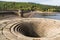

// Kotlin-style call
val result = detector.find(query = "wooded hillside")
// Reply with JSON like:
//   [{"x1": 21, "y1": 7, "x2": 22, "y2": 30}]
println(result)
[{"x1": 0, "y1": 1, "x2": 60, "y2": 12}]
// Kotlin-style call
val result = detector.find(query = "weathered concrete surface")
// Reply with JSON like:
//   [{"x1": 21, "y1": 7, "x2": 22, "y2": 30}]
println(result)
[{"x1": 0, "y1": 18, "x2": 60, "y2": 40}]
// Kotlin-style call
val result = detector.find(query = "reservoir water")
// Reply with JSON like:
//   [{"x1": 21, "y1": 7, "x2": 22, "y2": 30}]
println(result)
[{"x1": 31, "y1": 13, "x2": 60, "y2": 20}]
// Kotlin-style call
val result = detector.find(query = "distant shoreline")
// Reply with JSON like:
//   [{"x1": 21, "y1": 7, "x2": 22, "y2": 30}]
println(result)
[{"x1": 34, "y1": 11, "x2": 60, "y2": 13}]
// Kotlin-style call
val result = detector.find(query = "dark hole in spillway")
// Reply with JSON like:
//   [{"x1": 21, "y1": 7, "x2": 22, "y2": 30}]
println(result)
[{"x1": 14, "y1": 22, "x2": 40, "y2": 37}]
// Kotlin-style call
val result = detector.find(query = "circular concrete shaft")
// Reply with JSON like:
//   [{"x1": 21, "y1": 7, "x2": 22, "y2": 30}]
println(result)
[
  {"x1": 0, "y1": 18, "x2": 60, "y2": 40},
  {"x1": 13, "y1": 22, "x2": 40, "y2": 37}
]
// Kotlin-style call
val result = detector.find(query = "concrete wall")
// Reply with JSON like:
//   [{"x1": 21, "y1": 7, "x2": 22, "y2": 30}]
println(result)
[{"x1": 0, "y1": 18, "x2": 60, "y2": 40}]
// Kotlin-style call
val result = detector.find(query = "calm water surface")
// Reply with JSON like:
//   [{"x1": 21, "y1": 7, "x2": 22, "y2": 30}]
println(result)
[{"x1": 31, "y1": 13, "x2": 60, "y2": 20}]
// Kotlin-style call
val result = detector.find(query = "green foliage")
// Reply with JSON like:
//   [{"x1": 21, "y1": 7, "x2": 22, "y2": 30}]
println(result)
[{"x1": 0, "y1": 1, "x2": 60, "y2": 12}]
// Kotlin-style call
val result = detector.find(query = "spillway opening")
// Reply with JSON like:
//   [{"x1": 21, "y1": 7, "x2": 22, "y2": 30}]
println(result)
[
  {"x1": 13, "y1": 22, "x2": 40, "y2": 38},
  {"x1": 13, "y1": 20, "x2": 57, "y2": 38},
  {"x1": 11, "y1": 19, "x2": 59, "y2": 38}
]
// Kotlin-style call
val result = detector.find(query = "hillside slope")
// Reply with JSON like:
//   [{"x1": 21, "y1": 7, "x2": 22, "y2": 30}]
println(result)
[{"x1": 0, "y1": 1, "x2": 60, "y2": 12}]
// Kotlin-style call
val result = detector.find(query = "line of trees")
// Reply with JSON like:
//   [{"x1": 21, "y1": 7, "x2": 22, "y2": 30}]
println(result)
[{"x1": 0, "y1": 1, "x2": 60, "y2": 12}]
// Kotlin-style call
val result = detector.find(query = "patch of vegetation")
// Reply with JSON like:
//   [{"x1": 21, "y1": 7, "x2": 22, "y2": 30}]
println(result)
[{"x1": 0, "y1": 1, "x2": 60, "y2": 12}]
